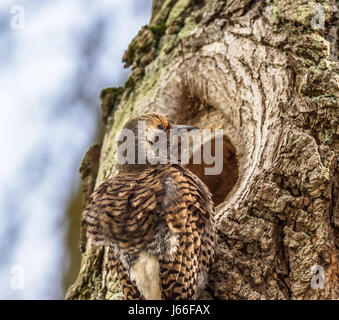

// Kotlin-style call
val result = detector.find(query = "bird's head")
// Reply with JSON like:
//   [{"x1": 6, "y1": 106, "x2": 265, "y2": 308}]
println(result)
[{"x1": 116, "y1": 113, "x2": 198, "y2": 172}]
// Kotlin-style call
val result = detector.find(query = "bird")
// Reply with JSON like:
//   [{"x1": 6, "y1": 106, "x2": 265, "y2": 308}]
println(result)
[{"x1": 81, "y1": 113, "x2": 216, "y2": 300}]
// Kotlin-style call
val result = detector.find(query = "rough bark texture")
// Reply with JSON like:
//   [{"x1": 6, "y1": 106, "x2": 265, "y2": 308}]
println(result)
[{"x1": 66, "y1": 0, "x2": 338, "y2": 300}]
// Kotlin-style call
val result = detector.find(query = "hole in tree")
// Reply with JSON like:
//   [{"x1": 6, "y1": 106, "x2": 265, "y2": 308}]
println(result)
[
  {"x1": 172, "y1": 96, "x2": 239, "y2": 206},
  {"x1": 186, "y1": 136, "x2": 238, "y2": 206}
]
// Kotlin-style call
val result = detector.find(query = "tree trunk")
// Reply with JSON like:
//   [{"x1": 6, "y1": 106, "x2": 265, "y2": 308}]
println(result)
[{"x1": 66, "y1": 0, "x2": 338, "y2": 300}]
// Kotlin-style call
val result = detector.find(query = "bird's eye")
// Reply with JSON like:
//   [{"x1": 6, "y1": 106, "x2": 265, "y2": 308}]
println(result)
[{"x1": 158, "y1": 124, "x2": 164, "y2": 130}]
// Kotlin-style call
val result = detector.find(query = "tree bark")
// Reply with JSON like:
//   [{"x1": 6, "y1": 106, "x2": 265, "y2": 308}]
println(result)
[{"x1": 66, "y1": 0, "x2": 338, "y2": 300}]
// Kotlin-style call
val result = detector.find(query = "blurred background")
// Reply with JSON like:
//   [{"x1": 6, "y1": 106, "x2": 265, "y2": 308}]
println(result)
[{"x1": 0, "y1": 0, "x2": 151, "y2": 299}]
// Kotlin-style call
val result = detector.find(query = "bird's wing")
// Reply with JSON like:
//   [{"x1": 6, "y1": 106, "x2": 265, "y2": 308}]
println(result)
[
  {"x1": 81, "y1": 170, "x2": 163, "y2": 300},
  {"x1": 81, "y1": 170, "x2": 162, "y2": 251},
  {"x1": 159, "y1": 164, "x2": 215, "y2": 299},
  {"x1": 178, "y1": 165, "x2": 216, "y2": 289}
]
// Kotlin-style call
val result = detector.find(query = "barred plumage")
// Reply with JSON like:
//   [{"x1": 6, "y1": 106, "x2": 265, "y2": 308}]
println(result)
[{"x1": 81, "y1": 113, "x2": 216, "y2": 300}]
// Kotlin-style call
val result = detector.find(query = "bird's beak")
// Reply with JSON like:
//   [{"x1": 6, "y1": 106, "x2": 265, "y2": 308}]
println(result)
[{"x1": 172, "y1": 124, "x2": 199, "y2": 131}]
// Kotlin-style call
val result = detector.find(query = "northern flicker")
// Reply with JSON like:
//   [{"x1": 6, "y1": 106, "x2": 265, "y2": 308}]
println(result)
[{"x1": 82, "y1": 113, "x2": 216, "y2": 300}]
